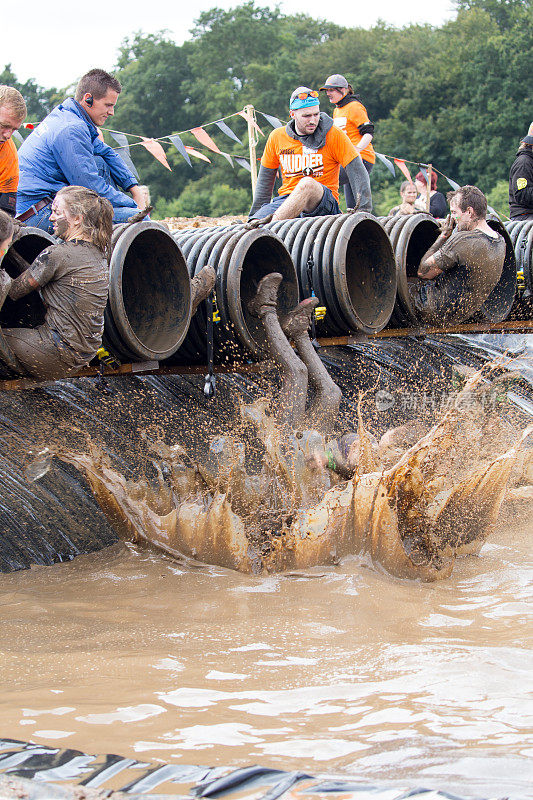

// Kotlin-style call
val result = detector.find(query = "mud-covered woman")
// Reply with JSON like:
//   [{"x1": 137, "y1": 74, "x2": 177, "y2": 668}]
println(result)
[{"x1": 0, "y1": 186, "x2": 112, "y2": 380}]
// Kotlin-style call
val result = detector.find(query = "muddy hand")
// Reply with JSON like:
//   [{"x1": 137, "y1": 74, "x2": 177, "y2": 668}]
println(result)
[{"x1": 245, "y1": 214, "x2": 274, "y2": 230}]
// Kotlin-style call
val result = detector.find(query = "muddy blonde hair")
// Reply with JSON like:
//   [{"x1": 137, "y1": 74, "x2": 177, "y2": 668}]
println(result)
[
  {"x1": 56, "y1": 186, "x2": 113, "y2": 258},
  {"x1": 0, "y1": 86, "x2": 27, "y2": 120},
  {"x1": 0, "y1": 209, "x2": 15, "y2": 243}
]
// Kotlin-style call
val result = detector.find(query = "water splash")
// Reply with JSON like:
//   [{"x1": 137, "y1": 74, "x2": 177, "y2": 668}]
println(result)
[{"x1": 25, "y1": 363, "x2": 532, "y2": 582}]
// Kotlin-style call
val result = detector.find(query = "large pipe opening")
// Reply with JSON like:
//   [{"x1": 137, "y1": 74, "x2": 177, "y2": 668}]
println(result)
[
  {"x1": 106, "y1": 223, "x2": 192, "y2": 361},
  {"x1": 0, "y1": 229, "x2": 55, "y2": 329},
  {"x1": 476, "y1": 218, "x2": 516, "y2": 322},
  {"x1": 342, "y1": 217, "x2": 397, "y2": 332},
  {"x1": 227, "y1": 231, "x2": 299, "y2": 358}
]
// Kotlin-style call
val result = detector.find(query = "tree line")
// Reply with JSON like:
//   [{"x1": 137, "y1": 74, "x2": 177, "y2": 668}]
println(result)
[{"x1": 3, "y1": 0, "x2": 531, "y2": 218}]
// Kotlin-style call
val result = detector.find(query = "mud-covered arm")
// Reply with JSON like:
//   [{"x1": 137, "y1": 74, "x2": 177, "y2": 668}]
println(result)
[
  {"x1": 418, "y1": 215, "x2": 455, "y2": 279},
  {"x1": 7, "y1": 247, "x2": 57, "y2": 300},
  {"x1": 248, "y1": 165, "x2": 277, "y2": 218},
  {"x1": 8, "y1": 270, "x2": 40, "y2": 300}
]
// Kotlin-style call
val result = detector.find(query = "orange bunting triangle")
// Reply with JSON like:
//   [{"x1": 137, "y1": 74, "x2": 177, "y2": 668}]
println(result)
[
  {"x1": 238, "y1": 110, "x2": 264, "y2": 137},
  {"x1": 190, "y1": 127, "x2": 223, "y2": 155},
  {"x1": 393, "y1": 158, "x2": 413, "y2": 183},
  {"x1": 184, "y1": 146, "x2": 211, "y2": 163},
  {"x1": 141, "y1": 137, "x2": 172, "y2": 171}
]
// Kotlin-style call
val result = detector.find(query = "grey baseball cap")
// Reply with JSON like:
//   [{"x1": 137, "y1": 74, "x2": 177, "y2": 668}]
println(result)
[
  {"x1": 521, "y1": 121, "x2": 533, "y2": 145},
  {"x1": 319, "y1": 74, "x2": 349, "y2": 90}
]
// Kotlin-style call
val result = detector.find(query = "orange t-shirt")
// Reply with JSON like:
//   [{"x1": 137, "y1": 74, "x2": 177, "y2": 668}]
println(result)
[
  {"x1": 0, "y1": 138, "x2": 19, "y2": 192},
  {"x1": 261, "y1": 124, "x2": 358, "y2": 202},
  {"x1": 333, "y1": 101, "x2": 375, "y2": 164}
]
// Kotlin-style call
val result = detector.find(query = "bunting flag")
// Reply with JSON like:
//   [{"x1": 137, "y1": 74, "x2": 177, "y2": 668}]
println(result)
[
  {"x1": 234, "y1": 156, "x2": 251, "y2": 172},
  {"x1": 109, "y1": 131, "x2": 139, "y2": 180},
  {"x1": 141, "y1": 137, "x2": 171, "y2": 171},
  {"x1": 12, "y1": 130, "x2": 23, "y2": 145},
  {"x1": 375, "y1": 152, "x2": 396, "y2": 177},
  {"x1": 23, "y1": 123, "x2": 34, "y2": 130},
  {"x1": 418, "y1": 165, "x2": 429, "y2": 185},
  {"x1": 259, "y1": 111, "x2": 283, "y2": 129},
  {"x1": 215, "y1": 120, "x2": 241, "y2": 144},
  {"x1": 190, "y1": 126, "x2": 223, "y2": 155},
  {"x1": 444, "y1": 175, "x2": 461, "y2": 190},
  {"x1": 190, "y1": 126, "x2": 233, "y2": 166},
  {"x1": 238, "y1": 109, "x2": 264, "y2": 136},
  {"x1": 393, "y1": 158, "x2": 413, "y2": 183},
  {"x1": 184, "y1": 146, "x2": 211, "y2": 163},
  {"x1": 168, "y1": 134, "x2": 192, "y2": 167}
]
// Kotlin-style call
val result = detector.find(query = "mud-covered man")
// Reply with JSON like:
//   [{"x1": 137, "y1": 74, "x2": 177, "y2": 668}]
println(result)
[
  {"x1": 0, "y1": 186, "x2": 113, "y2": 380},
  {"x1": 248, "y1": 87, "x2": 372, "y2": 221},
  {"x1": 0, "y1": 86, "x2": 27, "y2": 217},
  {"x1": 413, "y1": 185, "x2": 505, "y2": 324},
  {"x1": 16, "y1": 69, "x2": 145, "y2": 231}
]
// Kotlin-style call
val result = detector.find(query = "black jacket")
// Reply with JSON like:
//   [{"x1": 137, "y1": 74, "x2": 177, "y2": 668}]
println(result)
[{"x1": 509, "y1": 147, "x2": 533, "y2": 218}]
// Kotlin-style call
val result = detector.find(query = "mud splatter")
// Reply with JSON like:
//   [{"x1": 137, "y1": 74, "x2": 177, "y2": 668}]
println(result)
[{"x1": 26, "y1": 363, "x2": 532, "y2": 581}]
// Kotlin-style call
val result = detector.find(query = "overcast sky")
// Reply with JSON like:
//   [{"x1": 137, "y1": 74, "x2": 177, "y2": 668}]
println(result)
[{"x1": 6, "y1": 0, "x2": 456, "y2": 90}]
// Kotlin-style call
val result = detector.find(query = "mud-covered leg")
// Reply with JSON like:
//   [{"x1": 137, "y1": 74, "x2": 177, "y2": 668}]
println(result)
[
  {"x1": 248, "y1": 272, "x2": 308, "y2": 428},
  {"x1": 190, "y1": 265, "x2": 216, "y2": 314},
  {"x1": 281, "y1": 299, "x2": 342, "y2": 433}
]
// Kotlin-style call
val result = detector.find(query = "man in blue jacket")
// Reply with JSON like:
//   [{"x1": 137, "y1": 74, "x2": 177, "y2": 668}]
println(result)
[{"x1": 16, "y1": 69, "x2": 145, "y2": 230}]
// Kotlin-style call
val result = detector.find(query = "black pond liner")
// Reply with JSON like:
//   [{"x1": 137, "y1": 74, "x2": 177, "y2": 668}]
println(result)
[
  {"x1": 0, "y1": 334, "x2": 531, "y2": 573},
  {"x1": 0, "y1": 738, "x2": 500, "y2": 799}
]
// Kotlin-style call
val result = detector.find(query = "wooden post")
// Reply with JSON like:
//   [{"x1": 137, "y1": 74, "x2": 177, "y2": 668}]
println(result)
[
  {"x1": 245, "y1": 104, "x2": 258, "y2": 197},
  {"x1": 426, "y1": 163, "x2": 432, "y2": 213}
]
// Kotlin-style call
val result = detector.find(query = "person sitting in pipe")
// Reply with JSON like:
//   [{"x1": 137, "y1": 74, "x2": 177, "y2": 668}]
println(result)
[
  {"x1": 0, "y1": 187, "x2": 114, "y2": 380},
  {"x1": 16, "y1": 69, "x2": 146, "y2": 231},
  {"x1": 248, "y1": 87, "x2": 372, "y2": 222},
  {"x1": 388, "y1": 180, "x2": 418, "y2": 217},
  {"x1": 412, "y1": 185, "x2": 506, "y2": 325},
  {"x1": 0, "y1": 85, "x2": 27, "y2": 217}
]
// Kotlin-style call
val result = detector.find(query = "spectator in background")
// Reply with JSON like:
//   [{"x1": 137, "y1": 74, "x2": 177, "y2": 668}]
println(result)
[
  {"x1": 509, "y1": 122, "x2": 533, "y2": 220},
  {"x1": 16, "y1": 69, "x2": 145, "y2": 231},
  {"x1": 0, "y1": 86, "x2": 27, "y2": 217},
  {"x1": 388, "y1": 181, "x2": 418, "y2": 217},
  {"x1": 320, "y1": 74, "x2": 375, "y2": 210},
  {"x1": 414, "y1": 170, "x2": 448, "y2": 218}
]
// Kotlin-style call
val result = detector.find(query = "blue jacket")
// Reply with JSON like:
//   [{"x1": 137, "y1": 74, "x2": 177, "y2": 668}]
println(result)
[{"x1": 17, "y1": 98, "x2": 138, "y2": 213}]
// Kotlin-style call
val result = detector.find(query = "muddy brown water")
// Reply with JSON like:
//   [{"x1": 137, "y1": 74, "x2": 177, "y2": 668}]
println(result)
[{"x1": 0, "y1": 507, "x2": 531, "y2": 798}]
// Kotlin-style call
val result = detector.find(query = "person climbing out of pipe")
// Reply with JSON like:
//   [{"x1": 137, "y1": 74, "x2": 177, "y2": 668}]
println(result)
[
  {"x1": 0, "y1": 187, "x2": 114, "y2": 381},
  {"x1": 411, "y1": 185, "x2": 506, "y2": 324},
  {"x1": 248, "y1": 86, "x2": 372, "y2": 223}
]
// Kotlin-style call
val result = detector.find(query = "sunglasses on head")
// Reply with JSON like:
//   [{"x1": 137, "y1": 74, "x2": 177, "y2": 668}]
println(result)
[{"x1": 294, "y1": 90, "x2": 319, "y2": 100}]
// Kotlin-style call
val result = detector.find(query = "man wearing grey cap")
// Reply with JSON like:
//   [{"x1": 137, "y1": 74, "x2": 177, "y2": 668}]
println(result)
[
  {"x1": 509, "y1": 122, "x2": 533, "y2": 220},
  {"x1": 320, "y1": 74, "x2": 375, "y2": 210},
  {"x1": 248, "y1": 86, "x2": 372, "y2": 221}
]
